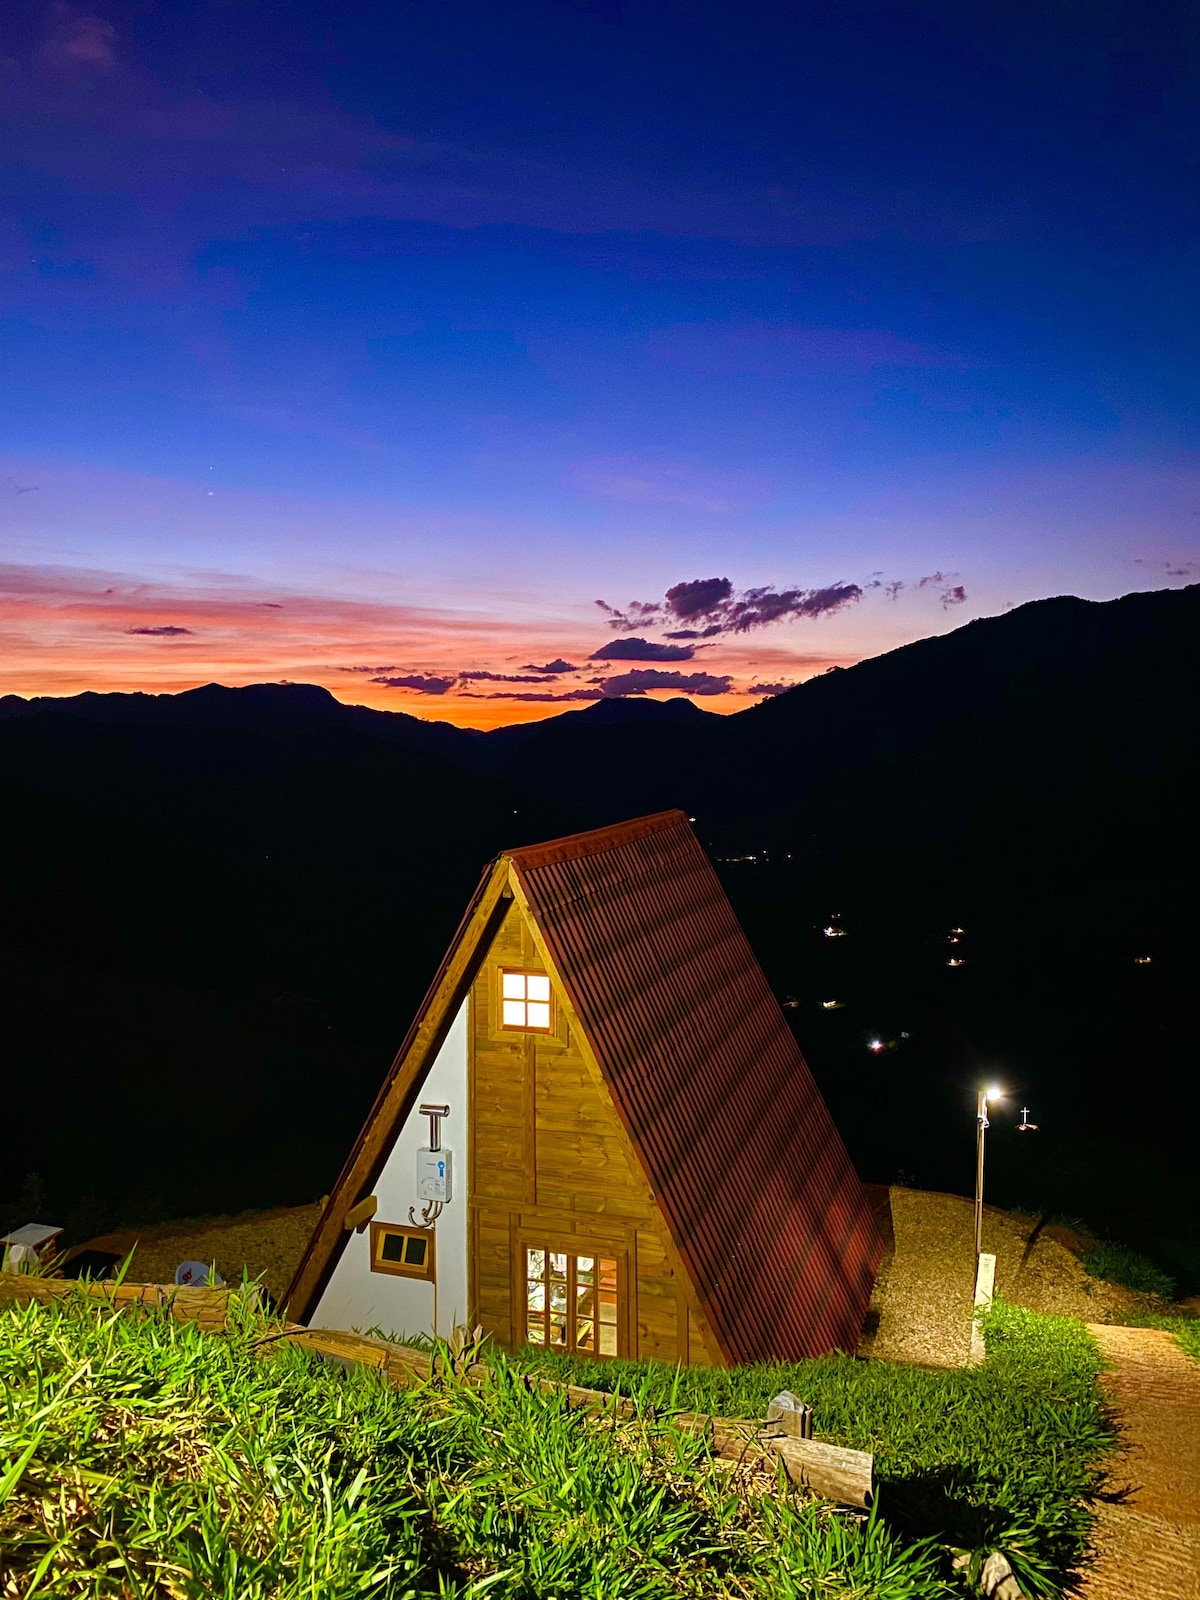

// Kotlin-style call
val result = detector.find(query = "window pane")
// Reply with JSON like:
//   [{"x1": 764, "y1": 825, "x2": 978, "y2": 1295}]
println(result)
[
  {"x1": 549, "y1": 1317, "x2": 568, "y2": 1349},
  {"x1": 527, "y1": 1315, "x2": 546, "y2": 1344},
  {"x1": 502, "y1": 999, "x2": 527, "y2": 1027},
  {"x1": 576, "y1": 1257, "x2": 594, "y2": 1280},
  {"x1": 380, "y1": 1232, "x2": 406, "y2": 1263},
  {"x1": 576, "y1": 1318, "x2": 595, "y2": 1351},
  {"x1": 527, "y1": 1249, "x2": 544, "y2": 1277},
  {"x1": 527, "y1": 974, "x2": 551, "y2": 1003},
  {"x1": 502, "y1": 972, "x2": 526, "y2": 999},
  {"x1": 550, "y1": 1252, "x2": 567, "y2": 1275},
  {"x1": 403, "y1": 1236, "x2": 427, "y2": 1266},
  {"x1": 599, "y1": 1322, "x2": 617, "y2": 1356},
  {"x1": 527, "y1": 1002, "x2": 551, "y2": 1030}
]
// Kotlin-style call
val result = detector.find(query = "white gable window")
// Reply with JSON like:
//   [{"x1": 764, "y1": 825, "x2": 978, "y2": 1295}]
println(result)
[{"x1": 500, "y1": 970, "x2": 553, "y2": 1032}]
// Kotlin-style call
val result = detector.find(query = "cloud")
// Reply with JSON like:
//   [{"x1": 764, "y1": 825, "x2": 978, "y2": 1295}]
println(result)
[
  {"x1": 39, "y1": 6, "x2": 118, "y2": 75},
  {"x1": 520, "y1": 658, "x2": 576, "y2": 673},
  {"x1": 726, "y1": 583, "x2": 862, "y2": 630},
  {"x1": 589, "y1": 637, "x2": 696, "y2": 662},
  {"x1": 458, "y1": 670, "x2": 560, "y2": 683},
  {"x1": 369, "y1": 674, "x2": 455, "y2": 694},
  {"x1": 886, "y1": 581, "x2": 905, "y2": 600},
  {"x1": 596, "y1": 598, "x2": 663, "y2": 632},
  {"x1": 598, "y1": 575, "x2": 862, "y2": 640},
  {"x1": 914, "y1": 570, "x2": 968, "y2": 608},
  {"x1": 125, "y1": 624, "x2": 193, "y2": 636},
  {"x1": 665, "y1": 577, "x2": 734, "y2": 623},
  {"x1": 567, "y1": 458, "x2": 771, "y2": 514},
  {"x1": 461, "y1": 688, "x2": 603, "y2": 702},
  {"x1": 600, "y1": 668, "x2": 732, "y2": 697},
  {"x1": 747, "y1": 681, "x2": 794, "y2": 697}
]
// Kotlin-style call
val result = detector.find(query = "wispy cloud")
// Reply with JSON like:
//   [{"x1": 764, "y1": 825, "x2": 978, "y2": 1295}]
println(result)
[
  {"x1": 370, "y1": 673, "x2": 455, "y2": 694},
  {"x1": 566, "y1": 458, "x2": 772, "y2": 514},
  {"x1": 599, "y1": 575, "x2": 864, "y2": 638},
  {"x1": 589, "y1": 637, "x2": 695, "y2": 662},
  {"x1": 600, "y1": 667, "x2": 732, "y2": 697}
]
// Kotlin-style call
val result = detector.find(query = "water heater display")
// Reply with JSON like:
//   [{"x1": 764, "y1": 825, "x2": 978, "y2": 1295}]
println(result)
[{"x1": 417, "y1": 1147, "x2": 453, "y2": 1202}]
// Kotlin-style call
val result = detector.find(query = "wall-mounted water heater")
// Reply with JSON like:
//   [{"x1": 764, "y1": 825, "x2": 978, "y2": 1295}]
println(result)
[
  {"x1": 417, "y1": 1147, "x2": 453, "y2": 1202},
  {"x1": 416, "y1": 1103, "x2": 453, "y2": 1203}
]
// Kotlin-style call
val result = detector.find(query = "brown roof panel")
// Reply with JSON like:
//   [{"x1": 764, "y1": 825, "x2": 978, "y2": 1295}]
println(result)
[{"x1": 510, "y1": 809, "x2": 882, "y2": 1362}]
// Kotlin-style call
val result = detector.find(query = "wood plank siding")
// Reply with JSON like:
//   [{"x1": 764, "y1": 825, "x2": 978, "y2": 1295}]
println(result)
[{"x1": 469, "y1": 897, "x2": 717, "y2": 1364}]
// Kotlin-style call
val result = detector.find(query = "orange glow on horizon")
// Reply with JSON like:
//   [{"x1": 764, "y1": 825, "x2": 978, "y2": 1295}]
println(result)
[{"x1": 0, "y1": 559, "x2": 854, "y2": 727}]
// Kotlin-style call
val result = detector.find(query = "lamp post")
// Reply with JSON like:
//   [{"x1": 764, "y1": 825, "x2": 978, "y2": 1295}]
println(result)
[{"x1": 974, "y1": 1085, "x2": 1002, "y2": 1257}]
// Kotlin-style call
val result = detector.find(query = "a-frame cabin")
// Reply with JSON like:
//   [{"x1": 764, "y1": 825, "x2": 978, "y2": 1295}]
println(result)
[{"x1": 286, "y1": 811, "x2": 883, "y2": 1365}]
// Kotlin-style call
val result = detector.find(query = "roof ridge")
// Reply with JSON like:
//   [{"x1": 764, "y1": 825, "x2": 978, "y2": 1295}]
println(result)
[{"x1": 503, "y1": 809, "x2": 688, "y2": 871}]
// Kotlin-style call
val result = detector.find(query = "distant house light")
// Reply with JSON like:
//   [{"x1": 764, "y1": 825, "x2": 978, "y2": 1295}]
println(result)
[
  {"x1": 1134, "y1": 955, "x2": 1152, "y2": 965},
  {"x1": 947, "y1": 958, "x2": 965, "y2": 967},
  {"x1": 868, "y1": 1038, "x2": 884, "y2": 1052}
]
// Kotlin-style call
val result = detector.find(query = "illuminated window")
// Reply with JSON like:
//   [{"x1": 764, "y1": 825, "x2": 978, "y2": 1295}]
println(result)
[
  {"x1": 500, "y1": 970, "x2": 553, "y2": 1032},
  {"x1": 525, "y1": 1248, "x2": 619, "y2": 1356},
  {"x1": 369, "y1": 1220, "x2": 436, "y2": 1282}
]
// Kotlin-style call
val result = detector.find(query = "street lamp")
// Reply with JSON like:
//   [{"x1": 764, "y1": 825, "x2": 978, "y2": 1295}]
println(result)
[{"x1": 974, "y1": 1085, "x2": 1003, "y2": 1257}]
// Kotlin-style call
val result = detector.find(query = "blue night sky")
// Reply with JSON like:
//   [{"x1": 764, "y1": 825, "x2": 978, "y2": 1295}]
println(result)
[{"x1": 2, "y1": 0, "x2": 1198, "y2": 723}]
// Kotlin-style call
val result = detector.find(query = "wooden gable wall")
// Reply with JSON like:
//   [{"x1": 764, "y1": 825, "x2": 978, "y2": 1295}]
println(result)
[{"x1": 468, "y1": 896, "x2": 723, "y2": 1365}]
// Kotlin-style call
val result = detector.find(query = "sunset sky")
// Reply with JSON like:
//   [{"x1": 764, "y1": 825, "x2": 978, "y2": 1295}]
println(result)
[{"x1": 3, "y1": 0, "x2": 1198, "y2": 726}]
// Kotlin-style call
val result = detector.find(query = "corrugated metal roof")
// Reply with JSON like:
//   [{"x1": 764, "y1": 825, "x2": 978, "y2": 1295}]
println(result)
[{"x1": 509, "y1": 809, "x2": 882, "y2": 1363}]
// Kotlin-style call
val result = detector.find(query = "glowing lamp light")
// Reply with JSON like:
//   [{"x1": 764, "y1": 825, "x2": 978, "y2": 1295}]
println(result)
[
  {"x1": 986, "y1": 1084, "x2": 1003, "y2": 1100},
  {"x1": 868, "y1": 1038, "x2": 885, "y2": 1052}
]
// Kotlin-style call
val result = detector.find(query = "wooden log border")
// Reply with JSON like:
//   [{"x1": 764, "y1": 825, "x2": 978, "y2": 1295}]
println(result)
[
  {"x1": 0, "y1": 1285, "x2": 874, "y2": 1507},
  {"x1": 277, "y1": 1324, "x2": 875, "y2": 1507}
]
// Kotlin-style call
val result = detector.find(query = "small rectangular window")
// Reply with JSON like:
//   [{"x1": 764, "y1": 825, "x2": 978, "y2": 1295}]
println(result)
[
  {"x1": 499, "y1": 970, "x2": 554, "y2": 1033},
  {"x1": 369, "y1": 1221, "x2": 436, "y2": 1281},
  {"x1": 525, "y1": 1246, "x2": 619, "y2": 1356}
]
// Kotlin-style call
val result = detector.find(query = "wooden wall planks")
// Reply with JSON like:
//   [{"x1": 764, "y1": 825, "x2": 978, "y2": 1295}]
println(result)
[{"x1": 467, "y1": 898, "x2": 706, "y2": 1364}]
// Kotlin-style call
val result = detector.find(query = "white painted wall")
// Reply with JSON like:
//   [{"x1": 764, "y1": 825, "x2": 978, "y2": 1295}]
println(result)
[{"x1": 310, "y1": 1000, "x2": 469, "y2": 1340}]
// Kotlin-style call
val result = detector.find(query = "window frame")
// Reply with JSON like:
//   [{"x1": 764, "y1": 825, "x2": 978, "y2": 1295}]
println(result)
[
  {"x1": 519, "y1": 1240, "x2": 625, "y2": 1359},
  {"x1": 368, "y1": 1219, "x2": 437, "y2": 1282},
  {"x1": 497, "y1": 967, "x2": 556, "y2": 1035}
]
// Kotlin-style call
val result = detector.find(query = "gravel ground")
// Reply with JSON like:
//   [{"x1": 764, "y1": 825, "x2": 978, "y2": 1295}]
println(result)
[
  {"x1": 857, "y1": 1186, "x2": 1150, "y2": 1368},
  {"x1": 66, "y1": 1202, "x2": 324, "y2": 1305}
]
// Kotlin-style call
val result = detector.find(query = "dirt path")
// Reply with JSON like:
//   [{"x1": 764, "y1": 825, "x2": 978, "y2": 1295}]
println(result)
[{"x1": 1081, "y1": 1325, "x2": 1200, "y2": 1600}]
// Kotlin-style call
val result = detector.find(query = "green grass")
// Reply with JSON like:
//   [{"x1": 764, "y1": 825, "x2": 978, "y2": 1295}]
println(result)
[
  {"x1": 0, "y1": 1293, "x2": 1114, "y2": 1599},
  {"x1": 1080, "y1": 1241, "x2": 1176, "y2": 1299},
  {"x1": 1113, "y1": 1308, "x2": 1200, "y2": 1363},
  {"x1": 509, "y1": 1302, "x2": 1117, "y2": 1598}
]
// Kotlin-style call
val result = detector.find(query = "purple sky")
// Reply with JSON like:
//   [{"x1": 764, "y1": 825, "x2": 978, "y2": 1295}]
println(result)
[{"x1": 3, "y1": 0, "x2": 1198, "y2": 724}]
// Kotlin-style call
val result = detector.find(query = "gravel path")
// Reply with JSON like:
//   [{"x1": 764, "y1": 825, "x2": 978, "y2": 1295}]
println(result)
[
  {"x1": 1082, "y1": 1325, "x2": 1200, "y2": 1600},
  {"x1": 857, "y1": 1187, "x2": 976, "y2": 1366}
]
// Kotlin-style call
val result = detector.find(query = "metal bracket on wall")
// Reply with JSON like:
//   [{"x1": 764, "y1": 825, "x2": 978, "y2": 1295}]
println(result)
[{"x1": 409, "y1": 1199, "x2": 444, "y2": 1227}]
